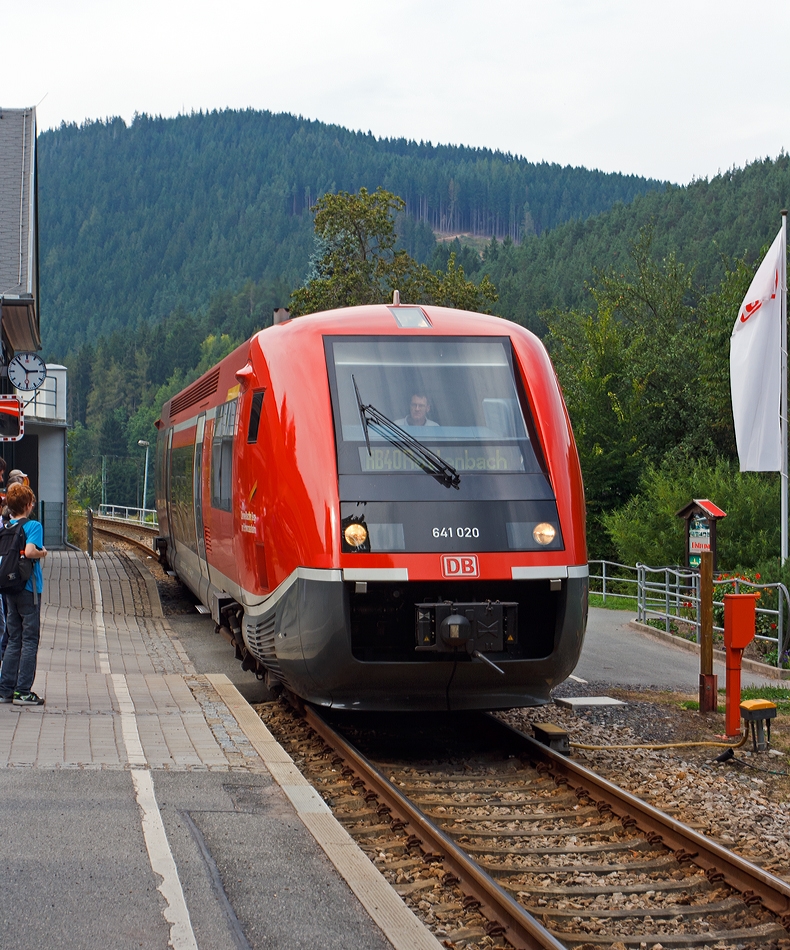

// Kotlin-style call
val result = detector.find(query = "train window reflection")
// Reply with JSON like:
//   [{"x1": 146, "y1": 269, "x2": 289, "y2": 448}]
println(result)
[{"x1": 326, "y1": 337, "x2": 542, "y2": 475}]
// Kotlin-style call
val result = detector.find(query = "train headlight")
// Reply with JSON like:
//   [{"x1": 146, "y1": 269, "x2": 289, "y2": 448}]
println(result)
[
  {"x1": 532, "y1": 522, "x2": 557, "y2": 546},
  {"x1": 344, "y1": 523, "x2": 368, "y2": 548}
]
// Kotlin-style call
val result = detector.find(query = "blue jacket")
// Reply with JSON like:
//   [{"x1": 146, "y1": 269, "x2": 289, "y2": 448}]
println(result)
[{"x1": 8, "y1": 518, "x2": 44, "y2": 594}]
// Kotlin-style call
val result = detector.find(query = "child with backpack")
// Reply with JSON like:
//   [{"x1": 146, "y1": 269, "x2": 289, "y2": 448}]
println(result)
[{"x1": 0, "y1": 484, "x2": 47, "y2": 706}]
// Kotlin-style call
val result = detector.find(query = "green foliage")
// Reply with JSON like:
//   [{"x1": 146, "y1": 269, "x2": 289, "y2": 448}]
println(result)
[
  {"x1": 545, "y1": 305, "x2": 642, "y2": 558},
  {"x1": 482, "y1": 155, "x2": 790, "y2": 332},
  {"x1": 603, "y1": 458, "x2": 780, "y2": 570},
  {"x1": 65, "y1": 277, "x2": 276, "y2": 507},
  {"x1": 50, "y1": 113, "x2": 790, "y2": 546},
  {"x1": 40, "y1": 110, "x2": 659, "y2": 355},
  {"x1": 71, "y1": 474, "x2": 102, "y2": 510},
  {"x1": 739, "y1": 685, "x2": 790, "y2": 708},
  {"x1": 544, "y1": 228, "x2": 770, "y2": 561},
  {"x1": 290, "y1": 188, "x2": 407, "y2": 313},
  {"x1": 290, "y1": 188, "x2": 498, "y2": 315}
]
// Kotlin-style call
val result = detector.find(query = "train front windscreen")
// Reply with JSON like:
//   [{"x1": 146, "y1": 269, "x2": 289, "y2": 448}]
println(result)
[
  {"x1": 325, "y1": 336, "x2": 562, "y2": 553},
  {"x1": 327, "y1": 337, "x2": 542, "y2": 469}
]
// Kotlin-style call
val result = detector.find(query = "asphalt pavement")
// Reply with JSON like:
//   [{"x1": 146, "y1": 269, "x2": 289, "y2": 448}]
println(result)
[{"x1": 574, "y1": 606, "x2": 781, "y2": 691}]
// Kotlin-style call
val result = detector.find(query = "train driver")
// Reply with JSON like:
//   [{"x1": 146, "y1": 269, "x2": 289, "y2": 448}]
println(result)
[{"x1": 396, "y1": 392, "x2": 439, "y2": 428}]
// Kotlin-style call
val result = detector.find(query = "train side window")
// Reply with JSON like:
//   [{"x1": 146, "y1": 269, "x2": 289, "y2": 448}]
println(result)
[
  {"x1": 247, "y1": 390, "x2": 265, "y2": 444},
  {"x1": 211, "y1": 398, "x2": 238, "y2": 511}
]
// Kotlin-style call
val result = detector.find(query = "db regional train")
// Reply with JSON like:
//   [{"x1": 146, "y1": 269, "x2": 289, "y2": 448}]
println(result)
[{"x1": 155, "y1": 299, "x2": 588, "y2": 711}]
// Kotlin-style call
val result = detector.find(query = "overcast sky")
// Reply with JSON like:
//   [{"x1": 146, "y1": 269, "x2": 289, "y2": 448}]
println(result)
[{"x1": 6, "y1": 0, "x2": 789, "y2": 184}]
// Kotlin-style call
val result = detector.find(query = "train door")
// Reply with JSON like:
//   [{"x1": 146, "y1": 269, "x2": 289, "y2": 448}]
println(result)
[
  {"x1": 193, "y1": 413, "x2": 210, "y2": 604},
  {"x1": 165, "y1": 427, "x2": 176, "y2": 561}
]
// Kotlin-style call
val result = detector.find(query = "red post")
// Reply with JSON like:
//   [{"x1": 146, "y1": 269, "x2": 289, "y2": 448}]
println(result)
[
  {"x1": 699, "y1": 552, "x2": 717, "y2": 712},
  {"x1": 723, "y1": 594, "x2": 757, "y2": 737}
]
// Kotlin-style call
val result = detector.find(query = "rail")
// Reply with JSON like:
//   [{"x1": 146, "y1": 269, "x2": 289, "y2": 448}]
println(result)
[
  {"x1": 590, "y1": 560, "x2": 789, "y2": 668},
  {"x1": 296, "y1": 704, "x2": 790, "y2": 946},
  {"x1": 304, "y1": 705, "x2": 565, "y2": 949}
]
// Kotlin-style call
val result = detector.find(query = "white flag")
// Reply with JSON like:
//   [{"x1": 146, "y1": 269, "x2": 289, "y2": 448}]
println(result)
[{"x1": 730, "y1": 226, "x2": 786, "y2": 471}]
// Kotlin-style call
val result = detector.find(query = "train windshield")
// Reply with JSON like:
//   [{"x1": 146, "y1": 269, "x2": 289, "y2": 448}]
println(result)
[{"x1": 326, "y1": 337, "x2": 543, "y2": 474}]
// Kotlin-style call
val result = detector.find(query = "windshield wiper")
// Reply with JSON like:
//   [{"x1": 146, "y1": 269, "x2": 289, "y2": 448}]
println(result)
[{"x1": 352, "y1": 376, "x2": 461, "y2": 490}]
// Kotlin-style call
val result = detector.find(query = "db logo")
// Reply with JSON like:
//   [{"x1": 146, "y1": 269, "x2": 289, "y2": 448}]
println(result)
[{"x1": 441, "y1": 555, "x2": 479, "y2": 578}]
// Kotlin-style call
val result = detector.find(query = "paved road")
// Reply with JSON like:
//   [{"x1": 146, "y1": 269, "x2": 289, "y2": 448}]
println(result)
[{"x1": 573, "y1": 606, "x2": 780, "y2": 691}]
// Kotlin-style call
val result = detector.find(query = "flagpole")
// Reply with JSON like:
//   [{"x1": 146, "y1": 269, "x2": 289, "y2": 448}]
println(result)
[{"x1": 782, "y1": 209, "x2": 788, "y2": 565}]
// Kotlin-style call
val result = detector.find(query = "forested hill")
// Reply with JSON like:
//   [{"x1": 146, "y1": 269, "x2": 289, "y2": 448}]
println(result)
[
  {"x1": 37, "y1": 108, "x2": 663, "y2": 356},
  {"x1": 482, "y1": 155, "x2": 790, "y2": 332}
]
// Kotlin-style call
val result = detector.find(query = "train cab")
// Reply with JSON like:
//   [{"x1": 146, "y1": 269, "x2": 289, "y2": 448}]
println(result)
[{"x1": 156, "y1": 302, "x2": 588, "y2": 711}]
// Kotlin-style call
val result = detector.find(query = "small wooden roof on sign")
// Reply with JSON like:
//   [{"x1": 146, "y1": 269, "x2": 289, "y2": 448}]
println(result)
[{"x1": 675, "y1": 499, "x2": 727, "y2": 520}]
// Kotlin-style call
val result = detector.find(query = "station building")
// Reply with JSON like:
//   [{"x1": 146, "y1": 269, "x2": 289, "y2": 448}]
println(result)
[{"x1": 0, "y1": 106, "x2": 68, "y2": 548}]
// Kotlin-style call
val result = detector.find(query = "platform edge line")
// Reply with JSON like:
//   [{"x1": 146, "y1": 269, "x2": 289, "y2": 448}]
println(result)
[{"x1": 205, "y1": 674, "x2": 444, "y2": 950}]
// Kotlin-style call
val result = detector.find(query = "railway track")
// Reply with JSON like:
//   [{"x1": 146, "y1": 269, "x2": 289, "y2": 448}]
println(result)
[
  {"x1": 90, "y1": 515, "x2": 158, "y2": 558},
  {"x1": 258, "y1": 700, "x2": 790, "y2": 950}
]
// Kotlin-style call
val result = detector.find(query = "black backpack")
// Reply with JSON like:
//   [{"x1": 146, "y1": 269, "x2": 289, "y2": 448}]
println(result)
[{"x1": 0, "y1": 519, "x2": 33, "y2": 593}]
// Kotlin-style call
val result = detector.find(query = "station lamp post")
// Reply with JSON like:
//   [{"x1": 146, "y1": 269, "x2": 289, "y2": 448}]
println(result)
[{"x1": 138, "y1": 440, "x2": 150, "y2": 517}]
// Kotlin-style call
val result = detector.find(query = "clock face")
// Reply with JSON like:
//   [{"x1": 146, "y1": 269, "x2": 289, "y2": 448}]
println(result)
[{"x1": 8, "y1": 353, "x2": 46, "y2": 392}]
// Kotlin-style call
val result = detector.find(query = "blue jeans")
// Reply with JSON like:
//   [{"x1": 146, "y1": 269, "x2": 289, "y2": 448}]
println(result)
[
  {"x1": 0, "y1": 595, "x2": 7, "y2": 663},
  {"x1": 0, "y1": 590, "x2": 41, "y2": 697}
]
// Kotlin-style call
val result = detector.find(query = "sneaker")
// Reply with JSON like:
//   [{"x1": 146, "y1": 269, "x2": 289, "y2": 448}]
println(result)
[
  {"x1": 0, "y1": 694, "x2": 12, "y2": 703},
  {"x1": 12, "y1": 691, "x2": 44, "y2": 706}
]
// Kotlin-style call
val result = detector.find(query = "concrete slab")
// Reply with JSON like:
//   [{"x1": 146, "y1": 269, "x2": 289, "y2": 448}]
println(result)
[{"x1": 555, "y1": 695, "x2": 627, "y2": 713}]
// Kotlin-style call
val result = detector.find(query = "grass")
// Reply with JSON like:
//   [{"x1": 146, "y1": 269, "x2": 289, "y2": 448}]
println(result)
[
  {"x1": 67, "y1": 507, "x2": 87, "y2": 550},
  {"x1": 678, "y1": 685, "x2": 790, "y2": 713},
  {"x1": 589, "y1": 592, "x2": 638, "y2": 611},
  {"x1": 678, "y1": 700, "x2": 724, "y2": 712},
  {"x1": 740, "y1": 684, "x2": 790, "y2": 711}
]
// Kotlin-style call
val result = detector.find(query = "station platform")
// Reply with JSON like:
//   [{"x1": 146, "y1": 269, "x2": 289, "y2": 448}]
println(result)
[{"x1": 0, "y1": 550, "x2": 440, "y2": 950}]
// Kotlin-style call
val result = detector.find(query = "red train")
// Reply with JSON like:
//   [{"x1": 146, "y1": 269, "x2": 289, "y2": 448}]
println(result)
[{"x1": 155, "y1": 301, "x2": 588, "y2": 710}]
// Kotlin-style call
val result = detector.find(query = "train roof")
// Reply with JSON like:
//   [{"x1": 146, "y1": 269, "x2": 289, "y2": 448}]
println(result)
[
  {"x1": 158, "y1": 303, "x2": 547, "y2": 428},
  {"x1": 255, "y1": 303, "x2": 536, "y2": 341}
]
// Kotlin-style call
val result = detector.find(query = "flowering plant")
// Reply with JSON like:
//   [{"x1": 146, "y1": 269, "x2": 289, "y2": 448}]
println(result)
[{"x1": 712, "y1": 571, "x2": 778, "y2": 639}]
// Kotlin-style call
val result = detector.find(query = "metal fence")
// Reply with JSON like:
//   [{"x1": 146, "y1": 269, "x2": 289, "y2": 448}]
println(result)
[
  {"x1": 98, "y1": 504, "x2": 158, "y2": 526},
  {"x1": 589, "y1": 559, "x2": 790, "y2": 668},
  {"x1": 40, "y1": 500, "x2": 65, "y2": 548}
]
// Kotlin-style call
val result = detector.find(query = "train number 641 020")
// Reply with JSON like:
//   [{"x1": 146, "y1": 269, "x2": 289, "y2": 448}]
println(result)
[{"x1": 433, "y1": 526, "x2": 480, "y2": 538}]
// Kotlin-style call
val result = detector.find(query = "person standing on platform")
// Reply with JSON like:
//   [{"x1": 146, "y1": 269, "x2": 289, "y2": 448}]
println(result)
[
  {"x1": 0, "y1": 484, "x2": 47, "y2": 705},
  {"x1": 0, "y1": 458, "x2": 7, "y2": 665}
]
